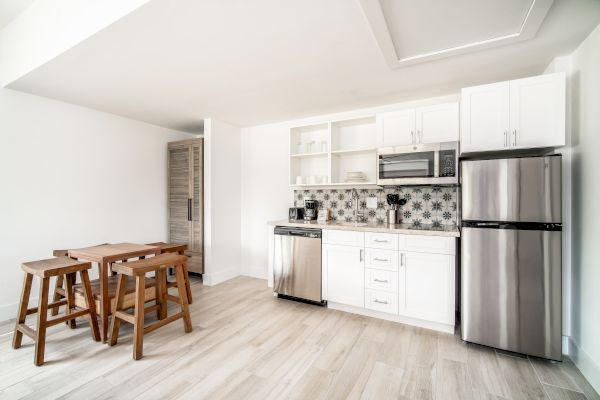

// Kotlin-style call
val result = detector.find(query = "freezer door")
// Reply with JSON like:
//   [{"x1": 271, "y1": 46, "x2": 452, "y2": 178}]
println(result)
[
  {"x1": 461, "y1": 227, "x2": 562, "y2": 360},
  {"x1": 273, "y1": 234, "x2": 322, "y2": 302},
  {"x1": 461, "y1": 156, "x2": 561, "y2": 223}
]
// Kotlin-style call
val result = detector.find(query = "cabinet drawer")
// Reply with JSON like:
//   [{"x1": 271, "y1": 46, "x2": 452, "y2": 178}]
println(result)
[
  {"x1": 365, "y1": 232, "x2": 398, "y2": 250},
  {"x1": 365, "y1": 268, "x2": 398, "y2": 293},
  {"x1": 365, "y1": 289, "x2": 398, "y2": 315},
  {"x1": 365, "y1": 249, "x2": 398, "y2": 271},
  {"x1": 323, "y1": 230, "x2": 364, "y2": 247},
  {"x1": 398, "y1": 234, "x2": 455, "y2": 255}
]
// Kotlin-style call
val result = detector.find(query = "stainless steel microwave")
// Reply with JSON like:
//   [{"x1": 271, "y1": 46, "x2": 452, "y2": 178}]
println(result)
[{"x1": 377, "y1": 141, "x2": 459, "y2": 186}]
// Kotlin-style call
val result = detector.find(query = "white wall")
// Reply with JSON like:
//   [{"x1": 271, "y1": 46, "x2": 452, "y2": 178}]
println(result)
[
  {"x1": 0, "y1": 88, "x2": 192, "y2": 321},
  {"x1": 543, "y1": 56, "x2": 573, "y2": 346},
  {"x1": 239, "y1": 94, "x2": 458, "y2": 279},
  {"x1": 203, "y1": 118, "x2": 242, "y2": 285},
  {"x1": 567, "y1": 23, "x2": 600, "y2": 393}
]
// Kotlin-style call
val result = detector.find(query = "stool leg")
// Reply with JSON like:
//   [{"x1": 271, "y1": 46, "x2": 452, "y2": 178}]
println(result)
[
  {"x1": 181, "y1": 262, "x2": 193, "y2": 305},
  {"x1": 108, "y1": 274, "x2": 128, "y2": 346},
  {"x1": 175, "y1": 264, "x2": 192, "y2": 333},
  {"x1": 133, "y1": 275, "x2": 146, "y2": 360},
  {"x1": 64, "y1": 273, "x2": 77, "y2": 329},
  {"x1": 50, "y1": 275, "x2": 64, "y2": 317},
  {"x1": 80, "y1": 270, "x2": 100, "y2": 342},
  {"x1": 155, "y1": 269, "x2": 167, "y2": 320},
  {"x1": 35, "y1": 277, "x2": 50, "y2": 366},
  {"x1": 13, "y1": 273, "x2": 33, "y2": 349}
]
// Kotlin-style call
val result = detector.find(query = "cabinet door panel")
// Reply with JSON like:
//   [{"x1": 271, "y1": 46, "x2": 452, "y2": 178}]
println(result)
[
  {"x1": 402, "y1": 251, "x2": 454, "y2": 325},
  {"x1": 376, "y1": 110, "x2": 415, "y2": 146},
  {"x1": 509, "y1": 73, "x2": 566, "y2": 149},
  {"x1": 168, "y1": 146, "x2": 191, "y2": 247},
  {"x1": 189, "y1": 142, "x2": 204, "y2": 273},
  {"x1": 323, "y1": 244, "x2": 364, "y2": 307},
  {"x1": 415, "y1": 102, "x2": 459, "y2": 143},
  {"x1": 460, "y1": 82, "x2": 509, "y2": 153}
]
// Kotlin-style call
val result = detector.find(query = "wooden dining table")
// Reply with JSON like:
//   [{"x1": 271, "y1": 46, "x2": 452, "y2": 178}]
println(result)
[{"x1": 68, "y1": 243, "x2": 160, "y2": 342}]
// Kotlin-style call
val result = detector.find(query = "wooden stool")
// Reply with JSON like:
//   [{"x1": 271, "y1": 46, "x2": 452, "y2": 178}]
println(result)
[
  {"x1": 146, "y1": 242, "x2": 192, "y2": 304},
  {"x1": 50, "y1": 244, "x2": 109, "y2": 320},
  {"x1": 13, "y1": 257, "x2": 100, "y2": 366},
  {"x1": 109, "y1": 253, "x2": 192, "y2": 360}
]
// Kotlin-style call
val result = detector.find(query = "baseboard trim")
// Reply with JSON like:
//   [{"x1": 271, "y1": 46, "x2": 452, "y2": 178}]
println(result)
[
  {"x1": 567, "y1": 336, "x2": 600, "y2": 395},
  {"x1": 241, "y1": 267, "x2": 267, "y2": 280},
  {"x1": 0, "y1": 299, "x2": 38, "y2": 323},
  {"x1": 202, "y1": 268, "x2": 239, "y2": 286},
  {"x1": 328, "y1": 301, "x2": 454, "y2": 334}
]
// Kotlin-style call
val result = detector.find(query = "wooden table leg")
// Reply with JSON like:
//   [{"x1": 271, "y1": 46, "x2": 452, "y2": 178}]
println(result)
[
  {"x1": 175, "y1": 265, "x2": 192, "y2": 333},
  {"x1": 99, "y1": 260, "x2": 109, "y2": 343},
  {"x1": 80, "y1": 269, "x2": 100, "y2": 342}
]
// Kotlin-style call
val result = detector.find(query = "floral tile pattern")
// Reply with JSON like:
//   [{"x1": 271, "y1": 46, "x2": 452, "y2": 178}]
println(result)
[{"x1": 294, "y1": 186, "x2": 459, "y2": 226}]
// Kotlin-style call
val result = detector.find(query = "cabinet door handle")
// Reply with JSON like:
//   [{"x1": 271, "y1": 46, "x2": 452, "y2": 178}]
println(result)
[
  {"x1": 374, "y1": 299, "x2": 388, "y2": 305},
  {"x1": 359, "y1": 249, "x2": 364, "y2": 262},
  {"x1": 400, "y1": 253, "x2": 404, "y2": 266},
  {"x1": 373, "y1": 258, "x2": 389, "y2": 262},
  {"x1": 504, "y1": 131, "x2": 507, "y2": 147},
  {"x1": 513, "y1": 130, "x2": 517, "y2": 146},
  {"x1": 373, "y1": 239, "x2": 388, "y2": 243},
  {"x1": 187, "y1": 198, "x2": 192, "y2": 221},
  {"x1": 411, "y1": 131, "x2": 414, "y2": 144},
  {"x1": 417, "y1": 130, "x2": 421, "y2": 143},
  {"x1": 374, "y1": 278, "x2": 389, "y2": 283}
]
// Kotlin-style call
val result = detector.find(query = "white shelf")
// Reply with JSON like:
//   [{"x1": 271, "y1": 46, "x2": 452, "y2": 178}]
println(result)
[
  {"x1": 331, "y1": 148, "x2": 377, "y2": 155},
  {"x1": 290, "y1": 152, "x2": 328, "y2": 158}
]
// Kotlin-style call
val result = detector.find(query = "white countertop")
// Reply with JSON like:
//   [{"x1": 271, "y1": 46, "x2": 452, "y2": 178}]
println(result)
[{"x1": 268, "y1": 220, "x2": 460, "y2": 237}]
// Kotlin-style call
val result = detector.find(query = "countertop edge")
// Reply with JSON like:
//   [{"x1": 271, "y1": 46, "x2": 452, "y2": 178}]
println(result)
[{"x1": 267, "y1": 220, "x2": 460, "y2": 237}]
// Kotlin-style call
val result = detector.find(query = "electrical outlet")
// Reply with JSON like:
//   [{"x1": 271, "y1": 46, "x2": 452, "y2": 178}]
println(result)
[{"x1": 366, "y1": 197, "x2": 378, "y2": 209}]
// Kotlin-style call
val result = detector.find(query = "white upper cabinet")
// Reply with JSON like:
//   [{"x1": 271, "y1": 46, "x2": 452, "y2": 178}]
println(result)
[
  {"x1": 377, "y1": 102, "x2": 459, "y2": 147},
  {"x1": 509, "y1": 73, "x2": 566, "y2": 150},
  {"x1": 376, "y1": 109, "x2": 415, "y2": 146},
  {"x1": 460, "y1": 73, "x2": 565, "y2": 153},
  {"x1": 460, "y1": 81, "x2": 510, "y2": 152},
  {"x1": 415, "y1": 102, "x2": 459, "y2": 144}
]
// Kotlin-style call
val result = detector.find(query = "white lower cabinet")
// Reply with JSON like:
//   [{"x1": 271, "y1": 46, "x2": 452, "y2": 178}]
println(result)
[
  {"x1": 322, "y1": 229, "x2": 455, "y2": 332},
  {"x1": 322, "y1": 244, "x2": 364, "y2": 308},
  {"x1": 401, "y1": 251, "x2": 455, "y2": 325}
]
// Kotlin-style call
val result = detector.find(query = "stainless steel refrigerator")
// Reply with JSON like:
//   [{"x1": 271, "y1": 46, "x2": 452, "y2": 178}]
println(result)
[{"x1": 461, "y1": 155, "x2": 562, "y2": 360}]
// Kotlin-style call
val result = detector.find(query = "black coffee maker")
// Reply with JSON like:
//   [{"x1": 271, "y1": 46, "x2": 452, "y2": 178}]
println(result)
[{"x1": 304, "y1": 200, "x2": 318, "y2": 220}]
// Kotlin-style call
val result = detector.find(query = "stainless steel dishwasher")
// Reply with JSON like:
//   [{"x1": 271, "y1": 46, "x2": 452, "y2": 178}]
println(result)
[{"x1": 273, "y1": 226, "x2": 324, "y2": 305}]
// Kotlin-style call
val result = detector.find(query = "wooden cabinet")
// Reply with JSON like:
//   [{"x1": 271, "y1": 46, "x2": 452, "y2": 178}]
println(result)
[
  {"x1": 168, "y1": 139, "x2": 203, "y2": 274},
  {"x1": 400, "y1": 251, "x2": 455, "y2": 325},
  {"x1": 461, "y1": 73, "x2": 565, "y2": 153},
  {"x1": 322, "y1": 244, "x2": 364, "y2": 307},
  {"x1": 377, "y1": 102, "x2": 459, "y2": 147}
]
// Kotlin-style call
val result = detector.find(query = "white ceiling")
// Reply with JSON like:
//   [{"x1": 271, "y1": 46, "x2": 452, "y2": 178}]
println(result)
[
  {"x1": 6, "y1": 0, "x2": 600, "y2": 131},
  {"x1": 0, "y1": 0, "x2": 34, "y2": 30},
  {"x1": 369, "y1": 0, "x2": 553, "y2": 67}
]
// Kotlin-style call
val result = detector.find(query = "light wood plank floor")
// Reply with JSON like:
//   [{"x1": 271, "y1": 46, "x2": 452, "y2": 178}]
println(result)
[{"x1": 0, "y1": 276, "x2": 598, "y2": 400}]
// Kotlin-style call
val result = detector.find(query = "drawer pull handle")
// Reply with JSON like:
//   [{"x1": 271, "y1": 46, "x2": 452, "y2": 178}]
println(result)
[
  {"x1": 374, "y1": 278, "x2": 389, "y2": 283},
  {"x1": 374, "y1": 299, "x2": 388, "y2": 305},
  {"x1": 373, "y1": 258, "x2": 388, "y2": 262},
  {"x1": 373, "y1": 239, "x2": 388, "y2": 243}
]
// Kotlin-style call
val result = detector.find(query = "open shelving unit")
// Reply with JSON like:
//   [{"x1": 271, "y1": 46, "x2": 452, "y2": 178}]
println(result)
[{"x1": 289, "y1": 116, "x2": 378, "y2": 187}]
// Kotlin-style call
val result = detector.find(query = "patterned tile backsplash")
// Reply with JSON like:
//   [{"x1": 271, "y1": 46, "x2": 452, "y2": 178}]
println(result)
[{"x1": 294, "y1": 186, "x2": 459, "y2": 227}]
